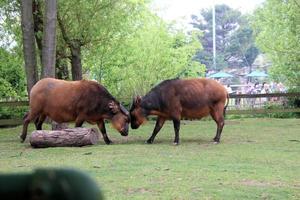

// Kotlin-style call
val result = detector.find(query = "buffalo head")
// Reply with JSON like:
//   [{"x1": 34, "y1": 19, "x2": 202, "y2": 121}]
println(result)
[
  {"x1": 108, "y1": 101, "x2": 130, "y2": 136},
  {"x1": 130, "y1": 96, "x2": 147, "y2": 129}
]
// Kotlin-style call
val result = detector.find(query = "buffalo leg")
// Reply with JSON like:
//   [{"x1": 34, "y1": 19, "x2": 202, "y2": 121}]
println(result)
[
  {"x1": 75, "y1": 120, "x2": 84, "y2": 127},
  {"x1": 97, "y1": 120, "x2": 112, "y2": 145},
  {"x1": 34, "y1": 116, "x2": 40, "y2": 129},
  {"x1": 210, "y1": 104, "x2": 225, "y2": 143},
  {"x1": 215, "y1": 119, "x2": 224, "y2": 142},
  {"x1": 173, "y1": 119, "x2": 181, "y2": 145},
  {"x1": 75, "y1": 115, "x2": 85, "y2": 127},
  {"x1": 146, "y1": 117, "x2": 166, "y2": 144},
  {"x1": 35, "y1": 114, "x2": 46, "y2": 130},
  {"x1": 20, "y1": 114, "x2": 30, "y2": 142},
  {"x1": 21, "y1": 112, "x2": 38, "y2": 142}
]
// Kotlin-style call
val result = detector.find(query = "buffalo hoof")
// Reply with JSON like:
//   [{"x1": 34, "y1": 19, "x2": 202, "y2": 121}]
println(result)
[
  {"x1": 20, "y1": 135, "x2": 25, "y2": 143},
  {"x1": 145, "y1": 140, "x2": 153, "y2": 144},
  {"x1": 213, "y1": 137, "x2": 220, "y2": 143},
  {"x1": 213, "y1": 138, "x2": 220, "y2": 144},
  {"x1": 105, "y1": 140, "x2": 112, "y2": 145}
]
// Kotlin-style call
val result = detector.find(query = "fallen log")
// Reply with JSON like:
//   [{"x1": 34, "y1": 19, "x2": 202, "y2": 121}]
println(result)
[{"x1": 29, "y1": 128, "x2": 99, "y2": 148}]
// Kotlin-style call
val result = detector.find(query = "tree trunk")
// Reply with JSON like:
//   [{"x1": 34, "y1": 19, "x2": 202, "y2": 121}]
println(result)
[
  {"x1": 20, "y1": 0, "x2": 38, "y2": 96},
  {"x1": 42, "y1": 0, "x2": 57, "y2": 78},
  {"x1": 29, "y1": 128, "x2": 100, "y2": 148},
  {"x1": 56, "y1": 56, "x2": 69, "y2": 80},
  {"x1": 70, "y1": 45, "x2": 82, "y2": 80},
  {"x1": 32, "y1": 0, "x2": 43, "y2": 71},
  {"x1": 57, "y1": 12, "x2": 83, "y2": 81}
]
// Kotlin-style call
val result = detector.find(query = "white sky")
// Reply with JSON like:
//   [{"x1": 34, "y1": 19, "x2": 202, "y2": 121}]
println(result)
[{"x1": 152, "y1": 0, "x2": 265, "y2": 25}]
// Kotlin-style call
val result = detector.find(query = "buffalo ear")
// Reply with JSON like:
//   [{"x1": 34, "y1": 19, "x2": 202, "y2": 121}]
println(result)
[
  {"x1": 134, "y1": 96, "x2": 142, "y2": 105},
  {"x1": 108, "y1": 101, "x2": 119, "y2": 113}
]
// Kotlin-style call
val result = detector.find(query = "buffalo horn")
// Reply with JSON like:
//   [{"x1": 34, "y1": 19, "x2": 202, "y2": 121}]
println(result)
[{"x1": 120, "y1": 104, "x2": 129, "y2": 116}]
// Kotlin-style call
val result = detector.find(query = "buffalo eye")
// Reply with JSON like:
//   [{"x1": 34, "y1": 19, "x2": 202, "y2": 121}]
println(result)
[{"x1": 134, "y1": 96, "x2": 142, "y2": 105}]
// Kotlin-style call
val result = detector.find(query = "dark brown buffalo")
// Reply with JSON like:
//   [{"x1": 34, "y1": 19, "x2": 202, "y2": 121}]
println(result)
[
  {"x1": 130, "y1": 78, "x2": 229, "y2": 145},
  {"x1": 21, "y1": 78, "x2": 130, "y2": 144}
]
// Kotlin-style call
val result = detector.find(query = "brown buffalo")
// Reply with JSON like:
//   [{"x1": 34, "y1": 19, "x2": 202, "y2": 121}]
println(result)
[
  {"x1": 130, "y1": 78, "x2": 229, "y2": 145},
  {"x1": 21, "y1": 78, "x2": 130, "y2": 144}
]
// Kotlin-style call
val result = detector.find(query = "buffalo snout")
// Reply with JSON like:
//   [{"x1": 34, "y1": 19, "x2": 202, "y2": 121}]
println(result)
[
  {"x1": 131, "y1": 122, "x2": 139, "y2": 129},
  {"x1": 120, "y1": 123, "x2": 129, "y2": 136}
]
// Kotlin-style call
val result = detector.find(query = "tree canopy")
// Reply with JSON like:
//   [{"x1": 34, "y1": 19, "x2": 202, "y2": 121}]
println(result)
[
  {"x1": 84, "y1": 9, "x2": 204, "y2": 96},
  {"x1": 252, "y1": 0, "x2": 300, "y2": 86},
  {"x1": 0, "y1": 0, "x2": 25, "y2": 98},
  {"x1": 191, "y1": 4, "x2": 259, "y2": 70},
  {"x1": 0, "y1": 0, "x2": 204, "y2": 99},
  {"x1": 0, "y1": 48, "x2": 25, "y2": 98}
]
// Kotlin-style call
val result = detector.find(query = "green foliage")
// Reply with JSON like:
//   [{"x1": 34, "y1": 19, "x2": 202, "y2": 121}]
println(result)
[
  {"x1": 58, "y1": 1, "x2": 139, "y2": 44},
  {"x1": 263, "y1": 103, "x2": 299, "y2": 118},
  {"x1": 57, "y1": 0, "x2": 205, "y2": 96},
  {"x1": 0, "y1": 106, "x2": 27, "y2": 120},
  {"x1": 0, "y1": 0, "x2": 21, "y2": 48},
  {"x1": 0, "y1": 48, "x2": 26, "y2": 99},
  {"x1": 0, "y1": 119, "x2": 299, "y2": 199},
  {"x1": 1, "y1": 0, "x2": 204, "y2": 100},
  {"x1": 0, "y1": 78, "x2": 17, "y2": 98},
  {"x1": 285, "y1": 87, "x2": 300, "y2": 118},
  {"x1": 84, "y1": 9, "x2": 204, "y2": 97},
  {"x1": 252, "y1": 0, "x2": 300, "y2": 87},
  {"x1": 0, "y1": 1, "x2": 26, "y2": 99}
]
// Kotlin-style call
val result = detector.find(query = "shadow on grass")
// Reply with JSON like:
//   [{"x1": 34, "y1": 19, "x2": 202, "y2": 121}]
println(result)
[{"x1": 111, "y1": 137, "x2": 215, "y2": 146}]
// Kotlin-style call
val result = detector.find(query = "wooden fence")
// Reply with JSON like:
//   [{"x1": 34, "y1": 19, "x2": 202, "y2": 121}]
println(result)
[
  {"x1": 227, "y1": 92, "x2": 300, "y2": 114},
  {"x1": 0, "y1": 93, "x2": 299, "y2": 126}
]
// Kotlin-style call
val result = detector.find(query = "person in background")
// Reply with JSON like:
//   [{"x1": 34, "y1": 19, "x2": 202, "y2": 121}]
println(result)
[
  {"x1": 261, "y1": 82, "x2": 270, "y2": 94},
  {"x1": 261, "y1": 82, "x2": 270, "y2": 103},
  {"x1": 277, "y1": 82, "x2": 287, "y2": 106},
  {"x1": 225, "y1": 84, "x2": 233, "y2": 94},
  {"x1": 254, "y1": 82, "x2": 260, "y2": 94},
  {"x1": 246, "y1": 82, "x2": 254, "y2": 94},
  {"x1": 246, "y1": 82, "x2": 255, "y2": 107},
  {"x1": 235, "y1": 89, "x2": 242, "y2": 109},
  {"x1": 277, "y1": 82, "x2": 286, "y2": 93}
]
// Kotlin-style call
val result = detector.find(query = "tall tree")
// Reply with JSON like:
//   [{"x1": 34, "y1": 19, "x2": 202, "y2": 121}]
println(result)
[
  {"x1": 191, "y1": 4, "x2": 258, "y2": 70},
  {"x1": 86, "y1": 11, "x2": 204, "y2": 97},
  {"x1": 226, "y1": 16, "x2": 259, "y2": 71},
  {"x1": 57, "y1": 0, "x2": 146, "y2": 80},
  {"x1": 32, "y1": 0, "x2": 68, "y2": 79},
  {"x1": 41, "y1": 0, "x2": 56, "y2": 78},
  {"x1": 57, "y1": 12, "x2": 82, "y2": 80},
  {"x1": 32, "y1": 0, "x2": 43, "y2": 69},
  {"x1": 20, "y1": 0, "x2": 38, "y2": 95}
]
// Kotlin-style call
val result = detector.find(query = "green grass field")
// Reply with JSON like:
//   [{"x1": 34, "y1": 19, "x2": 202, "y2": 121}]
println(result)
[{"x1": 0, "y1": 118, "x2": 299, "y2": 199}]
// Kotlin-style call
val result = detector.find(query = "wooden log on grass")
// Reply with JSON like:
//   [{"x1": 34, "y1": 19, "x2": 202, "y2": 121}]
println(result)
[{"x1": 29, "y1": 128, "x2": 99, "y2": 148}]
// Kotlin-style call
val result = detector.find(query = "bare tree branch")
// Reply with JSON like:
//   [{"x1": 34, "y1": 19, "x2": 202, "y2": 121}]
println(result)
[{"x1": 293, "y1": 0, "x2": 300, "y2": 9}]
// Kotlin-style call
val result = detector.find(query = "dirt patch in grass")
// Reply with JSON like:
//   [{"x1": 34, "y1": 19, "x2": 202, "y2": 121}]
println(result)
[
  {"x1": 126, "y1": 187, "x2": 154, "y2": 195},
  {"x1": 225, "y1": 120, "x2": 241, "y2": 125},
  {"x1": 240, "y1": 179, "x2": 285, "y2": 187}
]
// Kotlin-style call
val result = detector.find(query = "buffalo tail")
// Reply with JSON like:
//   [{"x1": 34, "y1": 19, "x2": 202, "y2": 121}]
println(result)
[{"x1": 223, "y1": 93, "x2": 230, "y2": 117}]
